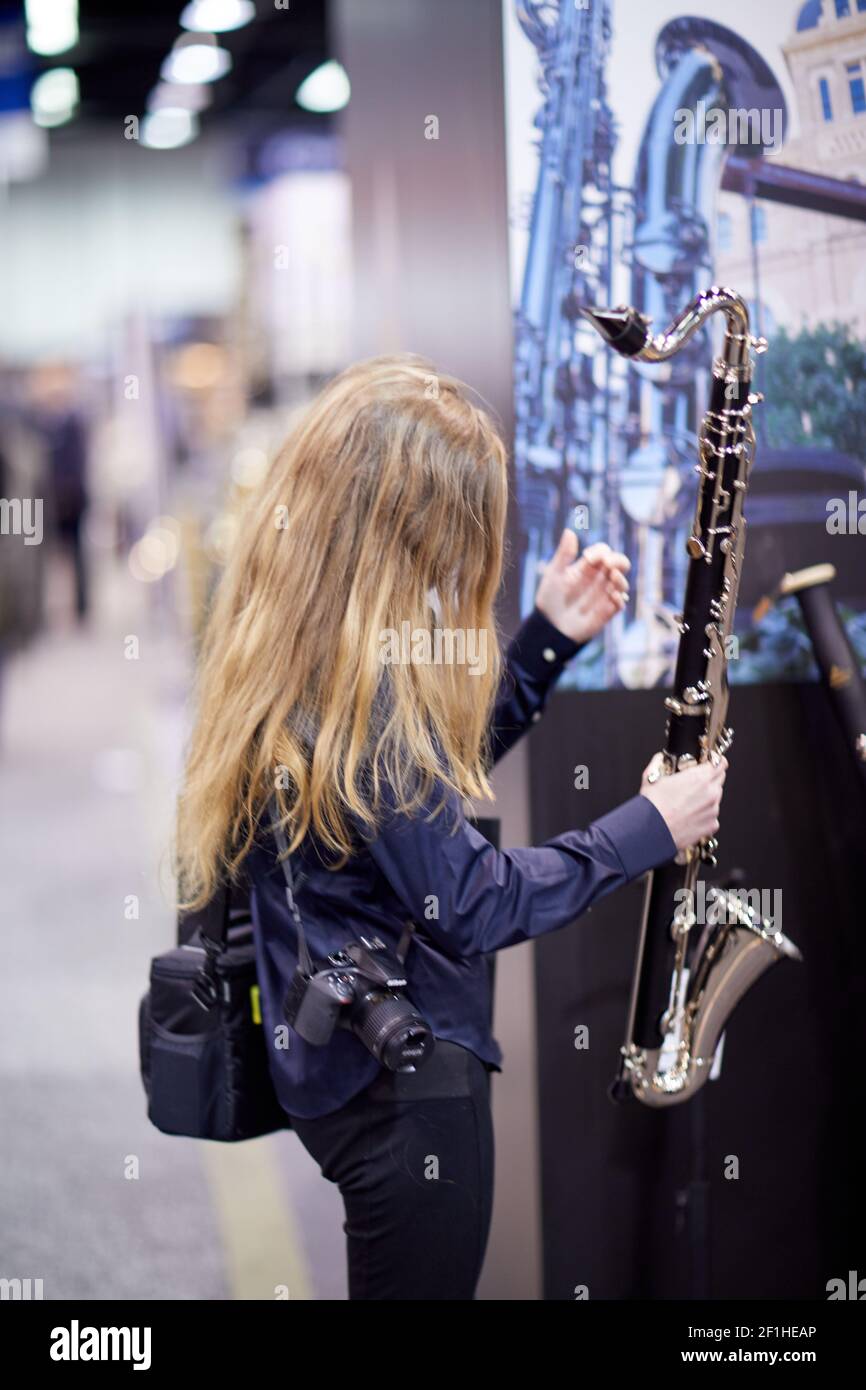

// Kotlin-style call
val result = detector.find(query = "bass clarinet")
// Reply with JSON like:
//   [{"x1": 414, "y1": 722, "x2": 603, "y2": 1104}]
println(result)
[{"x1": 581, "y1": 287, "x2": 802, "y2": 1107}]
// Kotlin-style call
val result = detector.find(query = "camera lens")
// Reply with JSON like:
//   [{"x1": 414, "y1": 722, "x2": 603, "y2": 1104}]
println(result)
[{"x1": 353, "y1": 993, "x2": 434, "y2": 1072}]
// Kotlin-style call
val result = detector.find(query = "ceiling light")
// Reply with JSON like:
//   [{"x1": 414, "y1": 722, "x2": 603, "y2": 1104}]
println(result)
[
  {"x1": 180, "y1": 0, "x2": 255, "y2": 33},
  {"x1": 31, "y1": 67, "x2": 79, "y2": 128},
  {"x1": 141, "y1": 108, "x2": 199, "y2": 150},
  {"x1": 161, "y1": 33, "x2": 232, "y2": 85},
  {"x1": 25, "y1": 0, "x2": 78, "y2": 57},
  {"x1": 295, "y1": 60, "x2": 350, "y2": 113}
]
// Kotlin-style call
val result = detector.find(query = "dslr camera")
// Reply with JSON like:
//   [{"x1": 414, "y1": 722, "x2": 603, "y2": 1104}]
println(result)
[{"x1": 283, "y1": 936, "x2": 433, "y2": 1072}]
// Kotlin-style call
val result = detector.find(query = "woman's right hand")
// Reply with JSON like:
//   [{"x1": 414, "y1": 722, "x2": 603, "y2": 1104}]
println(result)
[{"x1": 639, "y1": 754, "x2": 727, "y2": 853}]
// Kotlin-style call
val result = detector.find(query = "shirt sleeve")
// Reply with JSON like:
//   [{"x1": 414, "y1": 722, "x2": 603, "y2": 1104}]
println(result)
[
  {"x1": 367, "y1": 783, "x2": 677, "y2": 959},
  {"x1": 490, "y1": 606, "x2": 585, "y2": 763}
]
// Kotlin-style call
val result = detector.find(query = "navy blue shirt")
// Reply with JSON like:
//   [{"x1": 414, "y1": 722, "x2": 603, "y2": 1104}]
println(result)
[{"x1": 247, "y1": 607, "x2": 676, "y2": 1118}]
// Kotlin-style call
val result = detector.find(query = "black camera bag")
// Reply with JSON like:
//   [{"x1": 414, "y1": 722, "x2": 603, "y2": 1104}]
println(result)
[{"x1": 139, "y1": 876, "x2": 291, "y2": 1142}]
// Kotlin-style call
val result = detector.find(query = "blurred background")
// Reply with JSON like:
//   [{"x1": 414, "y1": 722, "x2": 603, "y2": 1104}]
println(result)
[
  {"x1": 1, "y1": 0, "x2": 864, "y2": 1303},
  {"x1": 0, "y1": 0, "x2": 355, "y2": 1304}
]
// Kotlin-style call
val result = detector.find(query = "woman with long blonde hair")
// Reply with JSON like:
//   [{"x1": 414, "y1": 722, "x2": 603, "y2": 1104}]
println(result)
[{"x1": 177, "y1": 354, "x2": 725, "y2": 1301}]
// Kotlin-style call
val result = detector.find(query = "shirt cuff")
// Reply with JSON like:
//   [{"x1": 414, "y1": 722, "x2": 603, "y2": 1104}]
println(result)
[
  {"x1": 591, "y1": 794, "x2": 677, "y2": 881},
  {"x1": 509, "y1": 606, "x2": 584, "y2": 680}
]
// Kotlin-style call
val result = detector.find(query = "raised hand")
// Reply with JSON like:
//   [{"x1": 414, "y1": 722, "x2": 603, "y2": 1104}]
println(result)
[{"x1": 535, "y1": 529, "x2": 630, "y2": 646}]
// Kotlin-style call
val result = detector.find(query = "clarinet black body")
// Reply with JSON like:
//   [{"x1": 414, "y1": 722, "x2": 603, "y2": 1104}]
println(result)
[{"x1": 631, "y1": 369, "x2": 746, "y2": 1055}]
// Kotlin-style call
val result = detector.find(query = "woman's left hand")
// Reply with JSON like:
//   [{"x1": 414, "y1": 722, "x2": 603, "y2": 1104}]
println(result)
[{"x1": 535, "y1": 529, "x2": 630, "y2": 645}]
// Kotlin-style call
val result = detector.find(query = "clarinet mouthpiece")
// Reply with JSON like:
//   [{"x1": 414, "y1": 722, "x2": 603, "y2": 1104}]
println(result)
[
  {"x1": 580, "y1": 305, "x2": 651, "y2": 358},
  {"x1": 753, "y1": 563, "x2": 837, "y2": 622}
]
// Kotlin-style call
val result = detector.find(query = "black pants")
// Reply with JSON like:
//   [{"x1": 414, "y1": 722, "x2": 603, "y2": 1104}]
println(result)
[{"x1": 290, "y1": 1040, "x2": 495, "y2": 1300}]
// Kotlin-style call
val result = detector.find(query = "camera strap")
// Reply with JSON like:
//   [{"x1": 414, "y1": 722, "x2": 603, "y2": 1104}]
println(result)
[
  {"x1": 270, "y1": 802, "x2": 314, "y2": 978},
  {"x1": 396, "y1": 920, "x2": 415, "y2": 965}
]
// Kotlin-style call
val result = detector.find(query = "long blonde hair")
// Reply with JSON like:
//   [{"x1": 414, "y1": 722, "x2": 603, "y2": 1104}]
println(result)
[{"x1": 176, "y1": 354, "x2": 508, "y2": 908}]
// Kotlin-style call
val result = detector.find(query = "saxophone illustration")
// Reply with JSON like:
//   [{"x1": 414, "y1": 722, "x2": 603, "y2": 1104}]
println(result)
[
  {"x1": 512, "y1": 0, "x2": 618, "y2": 670},
  {"x1": 512, "y1": 5, "x2": 786, "y2": 690},
  {"x1": 612, "y1": 17, "x2": 787, "y2": 688},
  {"x1": 582, "y1": 287, "x2": 802, "y2": 1107}
]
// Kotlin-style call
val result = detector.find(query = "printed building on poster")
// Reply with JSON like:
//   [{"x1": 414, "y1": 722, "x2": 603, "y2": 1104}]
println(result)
[{"x1": 716, "y1": 0, "x2": 866, "y2": 335}]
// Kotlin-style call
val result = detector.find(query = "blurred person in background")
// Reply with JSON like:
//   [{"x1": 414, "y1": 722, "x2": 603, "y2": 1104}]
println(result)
[
  {"x1": 0, "y1": 381, "x2": 47, "y2": 744},
  {"x1": 29, "y1": 363, "x2": 90, "y2": 624},
  {"x1": 174, "y1": 356, "x2": 725, "y2": 1301}
]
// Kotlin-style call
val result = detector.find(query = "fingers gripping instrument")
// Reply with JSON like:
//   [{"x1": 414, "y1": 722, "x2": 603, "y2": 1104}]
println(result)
[{"x1": 581, "y1": 288, "x2": 802, "y2": 1107}]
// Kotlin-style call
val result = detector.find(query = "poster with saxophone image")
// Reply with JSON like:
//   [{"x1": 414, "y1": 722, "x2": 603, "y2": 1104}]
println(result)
[{"x1": 504, "y1": 0, "x2": 866, "y2": 690}]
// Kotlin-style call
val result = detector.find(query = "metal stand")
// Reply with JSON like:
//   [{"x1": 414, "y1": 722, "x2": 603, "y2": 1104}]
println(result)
[
  {"x1": 674, "y1": 867, "x2": 745, "y2": 1299},
  {"x1": 676, "y1": 1083, "x2": 712, "y2": 1299}
]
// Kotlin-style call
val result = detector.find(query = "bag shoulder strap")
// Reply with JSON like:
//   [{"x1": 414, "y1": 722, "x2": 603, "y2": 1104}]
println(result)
[
  {"x1": 177, "y1": 805, "x2": 312, "y2": 980},
  {"x1": 177, "y1": 884, "x2": 231, "y2": 949},
  {"x1": 177, "y1": 883, "x2": 233, "y2": 1012}
]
